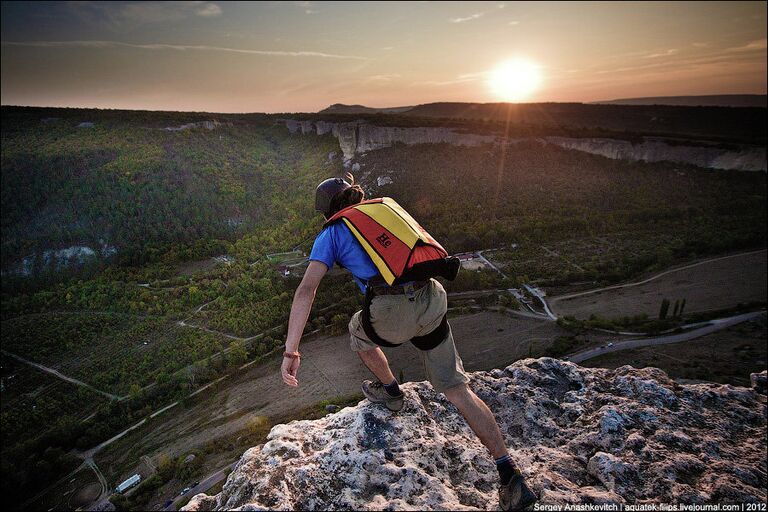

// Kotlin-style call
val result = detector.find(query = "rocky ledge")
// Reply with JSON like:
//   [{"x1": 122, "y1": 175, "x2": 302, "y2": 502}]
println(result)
[{"x1": 185, "y1": 359, "x2": 767, "y2": 510}]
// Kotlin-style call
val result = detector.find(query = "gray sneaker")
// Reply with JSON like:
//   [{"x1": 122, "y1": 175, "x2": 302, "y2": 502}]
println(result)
[
  {"x1": 361, "y1": 380, "x2": 404, "y2": 412},
  {"x1": 499, "y1": 471, "x2": 537, "y2": 511}
]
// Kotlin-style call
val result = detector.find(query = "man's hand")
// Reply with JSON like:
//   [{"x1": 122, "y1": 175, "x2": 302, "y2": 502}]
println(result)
[{"x1": 281, "y1": 355, "x2": 300, "y2": 387}]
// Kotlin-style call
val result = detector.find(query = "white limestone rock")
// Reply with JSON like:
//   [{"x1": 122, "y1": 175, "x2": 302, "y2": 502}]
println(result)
[{"x1": 283, "y1": 119, "x2": 766, "y2": 172}]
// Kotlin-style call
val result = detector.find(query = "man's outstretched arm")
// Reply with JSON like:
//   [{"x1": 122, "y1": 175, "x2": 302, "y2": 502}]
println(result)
[{"x1": 281, "y1": 260, "x2": 328, "y2": 387}]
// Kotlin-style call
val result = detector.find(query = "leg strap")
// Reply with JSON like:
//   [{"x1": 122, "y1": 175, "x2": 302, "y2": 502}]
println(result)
[
  {"x1": 410, "y1": 314, "x2": 449, "y2": 351},
  {"x1": 361, "y1": 286, "x2": 399, "y2": 348}
]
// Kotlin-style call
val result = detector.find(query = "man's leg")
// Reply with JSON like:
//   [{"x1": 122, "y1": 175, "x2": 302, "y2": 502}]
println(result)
[
  {"x1": 357, "y1": 347, "x2": 396, "y2": 384},
  {"x1": 349, "y1": 309, "x2": 399, "y2": 386},
  {"x1": 417, "y1": 319, "x2": 536, "y2": 509},
  {"x1": 443, "y1": 382, "x2": 537, "y2": 510},
  {"x1": 417, "y1": 323, "x2": 506, "y2": 456},
  {"x1": 443, "y1": 382, "x2": 507, "y2": 458}
]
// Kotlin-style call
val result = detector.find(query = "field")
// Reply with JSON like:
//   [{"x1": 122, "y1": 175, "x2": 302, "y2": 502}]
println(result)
[
  {"x1": 488, "y1": 231, "x2": 687, "y2": 288},
  {"x1": 550, "y1": 250, "x2": 767, "y2": 320},
  {"x1": 0, "y1": 352, "x2": 104, "y2": 508},
  {"x1": 583, "y1": 313, "x2": 767, "y2": 386},
  {"x1": 26, "y1": 467, "x2": 103, "y2": 512},
  {"x1": 0, "y1": 353, "x2": 107, "y2": 445},
  {"x1": 1, "y1": 312, "x2": 232, "y2": 395}
]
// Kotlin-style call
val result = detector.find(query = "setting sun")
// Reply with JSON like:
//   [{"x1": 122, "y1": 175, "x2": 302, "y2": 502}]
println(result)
[{"x1": 488, "y1": 59, "x2": 542, "y2": 102}]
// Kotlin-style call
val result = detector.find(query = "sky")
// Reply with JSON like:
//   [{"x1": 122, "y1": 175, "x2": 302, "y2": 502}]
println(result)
[{"x1": 1, "y1": 1, "x2": 766, "y2": 113}]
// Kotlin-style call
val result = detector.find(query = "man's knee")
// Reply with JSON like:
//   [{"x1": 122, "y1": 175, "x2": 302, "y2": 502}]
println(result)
[
  {"x1": 442, "y1": 382, "x2": 470, "y2": 402},
  {"x1": 356, "y1": 346, "x2": 380, "y2": 357}
]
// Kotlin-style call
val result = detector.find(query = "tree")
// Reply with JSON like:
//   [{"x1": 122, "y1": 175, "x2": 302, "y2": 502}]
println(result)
[
  {"x1": 659, "y1": 298, "x2": 670, "y2": 320},
  {"x1": 228, "y1": 340, "x2": 248, "y2": 366},
  {"x1": 157, "y1": 454, "x2": 176, "y2": 480},
  {"x1": 128, "y1": 383, "x2": 143, "y2": 401},
  {"x1": 477, "y1": 293, "x2": 497, "y2": 308},
  {"x1": 329, "y1": 314, "x2": 348, "y2": 335}
]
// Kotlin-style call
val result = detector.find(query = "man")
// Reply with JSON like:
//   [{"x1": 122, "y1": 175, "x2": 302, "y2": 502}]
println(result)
[{"x1": 281, "y1": 175, "x2": 537, "y2": 511}]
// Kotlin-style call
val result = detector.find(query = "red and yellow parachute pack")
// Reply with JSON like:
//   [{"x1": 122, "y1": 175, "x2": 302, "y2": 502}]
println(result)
[{"x1": 324, "y1": 197, "x2": 456, "y2": 285}]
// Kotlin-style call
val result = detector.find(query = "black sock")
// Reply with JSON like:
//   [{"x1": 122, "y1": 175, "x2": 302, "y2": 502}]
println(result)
[
  {"x1": 383, "y1": 379, "x2": 402, "y2": 397},
  {"x1": 495, "y1": 454, "x2": 517, "y2": 485}
]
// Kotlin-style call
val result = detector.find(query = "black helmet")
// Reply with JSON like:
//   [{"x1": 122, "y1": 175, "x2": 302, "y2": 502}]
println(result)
[{"x1": 315, "y1": 177, "x2": 351, "y2": 218}]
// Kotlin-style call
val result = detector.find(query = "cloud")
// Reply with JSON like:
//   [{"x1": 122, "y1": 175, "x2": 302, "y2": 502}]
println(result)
[
  {"x1": 66, "y1": 1, "x2": 222, "y2": 29},
  {"x1": 725, "y1": 38, "x2": 767, "y2": 52},
  {"x1": 457, "y1": 71, "x2": 487, "y2": 80},
  {"x1": 508, "y1": 20, "x2": 519, "y2": 25},
  {"x1": 1, "y1": 40, "x2": 369, "y2": 60},
  {"x1": 366, "y1": 74, "x2": 401, "y2": 81},
  {"x1": 642, "y1": 49, "x2": 679, "y2": 59},
  {"x1": 450, "y1": 12, "x2": 484, "y2": 23},
  {"x1": 293, "y1": 1, "x2": 318, "y2": 14},
  {"x1": 195, "y1": 3, "x2": 221, "y2": 17},
  {"x1": 412, "y1": 72, "x2": 485, "y2": 87},
  {"x1": 594, "y1": 48, "x2": 764, "y2": 77}
]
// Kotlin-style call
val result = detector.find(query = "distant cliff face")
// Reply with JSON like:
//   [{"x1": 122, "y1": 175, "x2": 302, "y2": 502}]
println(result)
[
  {"x1": 545, "y1": 137, "x2": 767, "y2": 172},
  {"x1": 284, "y1": 120, "x2": 766, "y2": 171},
  {"x1": 285, "y1": 119, "x2": 497, "y2": 161},
  {"x1": 164, "y1": 120, "x2": 228, "y2": 131},
  {"x1": 184, "y1": 359, "x2": 767, "y2": 511},
  {"x1": 2, "y1": 242, "x2": 118, "y2": 277}
]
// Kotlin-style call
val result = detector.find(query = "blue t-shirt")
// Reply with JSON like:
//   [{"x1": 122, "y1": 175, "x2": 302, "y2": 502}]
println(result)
[{"x1": 309, "y1": 223, "x2": 380, "y2": 293}]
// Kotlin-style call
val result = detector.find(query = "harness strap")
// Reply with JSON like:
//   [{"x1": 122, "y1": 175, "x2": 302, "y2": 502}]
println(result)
[
  {"x1": 360, "y1": 285, "x2": 399, "y2": 348},
  {"x1": 360, "y1": 285, "x2": 449, "y2": 351},
  {"x1": 410, "y1": 314, "x2": 449, "y2": 351}
]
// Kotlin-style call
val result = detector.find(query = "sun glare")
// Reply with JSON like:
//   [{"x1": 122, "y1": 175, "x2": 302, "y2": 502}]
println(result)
[{"x1": 488, "y1": 59, "x2": 542, "y2": 102}]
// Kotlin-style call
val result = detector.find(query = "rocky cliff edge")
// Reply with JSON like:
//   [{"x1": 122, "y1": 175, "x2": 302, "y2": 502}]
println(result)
[{"x1": 184, "y1": 358, "x2": 767, "y2": 510}]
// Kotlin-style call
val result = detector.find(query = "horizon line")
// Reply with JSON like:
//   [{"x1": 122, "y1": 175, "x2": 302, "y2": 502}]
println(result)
[{"x1": 2, "y1": 94, "x2": 767, "y2": 116}]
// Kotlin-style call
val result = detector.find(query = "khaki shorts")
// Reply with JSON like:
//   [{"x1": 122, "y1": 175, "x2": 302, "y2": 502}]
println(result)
[{"x1": 348, "y1": 278, "x2": 470, "y2": 393}]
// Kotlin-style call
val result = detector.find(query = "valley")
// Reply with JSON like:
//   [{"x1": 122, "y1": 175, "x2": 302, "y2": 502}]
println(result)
[{"x1": 1, "y1": 104, "x2": 765, "y2": 510}]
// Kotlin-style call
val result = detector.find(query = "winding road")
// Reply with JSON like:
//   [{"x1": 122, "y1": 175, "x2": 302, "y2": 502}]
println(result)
[
  {"x1": 163, "y1": 462, "x2": 237, "y2": 511},
  {"x1": 567, "y1": 311, "x2": 766, "y2": 363}
]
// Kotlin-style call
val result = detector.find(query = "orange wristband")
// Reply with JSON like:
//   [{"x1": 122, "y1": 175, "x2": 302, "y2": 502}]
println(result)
[{"x1": 283, "y1": 351, "x2": 301, "y2": 359}]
